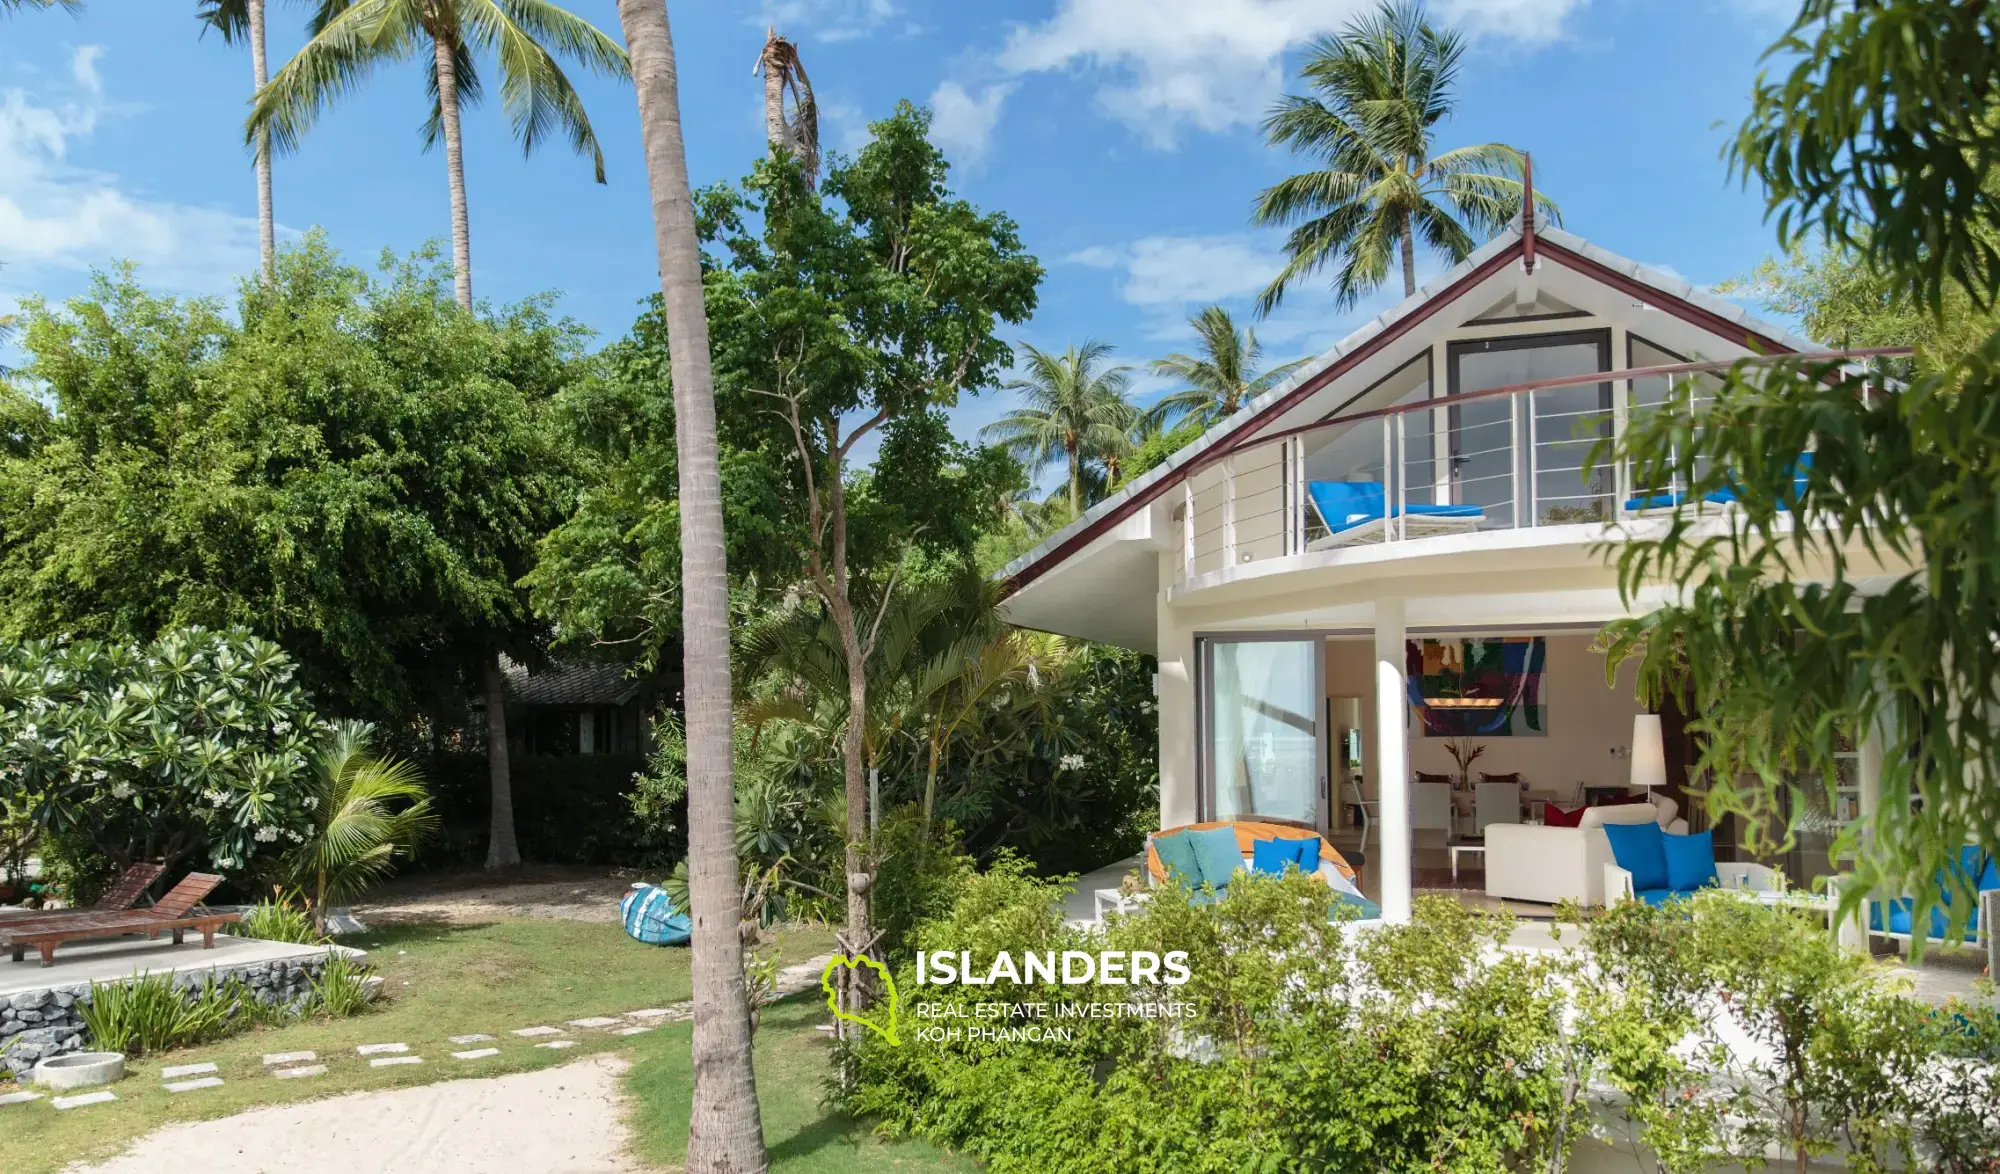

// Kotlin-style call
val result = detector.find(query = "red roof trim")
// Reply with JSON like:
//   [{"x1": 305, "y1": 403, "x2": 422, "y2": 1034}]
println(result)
[
  {"x1": 998, "y1": 235, "x2": 1801, "y2": 599},
  {"x1": 1530, "y1": 238, "x2": 1798, "y2": 356}
]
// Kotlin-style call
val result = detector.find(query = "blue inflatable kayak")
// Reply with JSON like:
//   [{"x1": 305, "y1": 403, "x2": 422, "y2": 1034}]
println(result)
[{"x1": 620, "y1": 884, "x2": 692, "y2": 946}]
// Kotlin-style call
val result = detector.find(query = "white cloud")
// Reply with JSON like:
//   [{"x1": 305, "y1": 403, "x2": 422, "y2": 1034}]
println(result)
[
  {"x1": 756, "y1": 0, "x2": 903, "y2": 42},
  {"x1": 997, "y1": 0, "x2": 1590, "y2": 146},
  {"x1": 928, "y1": 81, "x2": 1015, "y2": 167},
  {"x1": 1065, "y1": 233, "x2": 1288, "y2": 307},
  {"x1": 0, "y1": 46, "x2": 266, "y2": 298}
]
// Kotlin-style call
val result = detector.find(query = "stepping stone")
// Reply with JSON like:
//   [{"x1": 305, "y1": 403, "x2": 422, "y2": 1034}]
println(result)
[
  {"x1": 369, "y1": 1056, "x2": 422, "y2": 1068},
  {"x1": 448, "y1": 1034, "x2": 494, "y2": 1044},
  {"x1": 615, "y1": 1026, "x2": 657, "y2": 1037},
  {"x1": 161, "y1": 1062, "x2": 218, "y2": 1079},
  {"x1": 274, "y1": 1065, "x2": 327, "y2": 1080},
  {"x1": 0, "y1": 1090, "x2": 45, "y2": 1105},
  {"x1": 263, "y1": 1051, "x2": 316, "y2": 1066},
  {"x1": 451, "y1": 1048, "x2": 500, "y2": 1060},
  {"x1": 623, "y1": 1009, "x2": 671, "y2": 1019},
  {"x1": 511, "y1": 1026, "x2": 563, "y2": 1037},
  {"x1": 52, "y1": 1091, "x2": 116, "y2": 1110},
  {"x1": 566, "y1": 1017, "x2": 622, "y2": 1029},
  {"x1": 356, "y1": 1043, "x2": 409, "y2": 1056},
  {"x1": 165, "y1": 1077, "x2": 224, "y2": 1093},
  {"x1": 535, "y1": 1040, "x2": 577, "y2": 1050}
]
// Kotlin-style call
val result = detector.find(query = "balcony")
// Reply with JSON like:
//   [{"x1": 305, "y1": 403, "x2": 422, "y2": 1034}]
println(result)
[{"x1": 1172, "y1": 358, "x2": 1722, "y2": 585}]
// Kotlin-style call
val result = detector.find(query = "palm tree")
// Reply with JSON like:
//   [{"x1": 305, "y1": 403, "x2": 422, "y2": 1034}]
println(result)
[
  {"x1": 616, "y1": 2, "x2": 767, "y2": 1170},
  {"x1": 289, "y1": 720, "x2": 438, "y2": 933},
  {"x1": 981, "y1": 341, "x2": 1138, "y2": 516},
  {"x1": 198, "y1": 0, "x2": 285, "y2": 282},
  {"x1": 753, "y1": 28, "x2": 818, "y2": 186},
  {"x1": 247, "y1": 0, "x2": 629, "y2": 311},
  {"x1": 1143, "y1": 305, "x2": 1311, "y2": 433},
  {"x1": 1252, "y1": 0, "x2": 1559, "y2": 314}
]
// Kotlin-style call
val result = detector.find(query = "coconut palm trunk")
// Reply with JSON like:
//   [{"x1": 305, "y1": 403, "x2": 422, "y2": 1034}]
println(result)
[
  {"x1": 249, "y1": 0, "x2": 274, "y2": 281},
  {"x1": 1399, "y1": 207, "x2": 1417, "y2": 298},
  {"x1": 482, "y1": 663, "x2": 520, "y2": 868},
  {"x1": 618, "y1": 2, "x2": 767, "y2": 1170},
  {"x1": 433, "y1": 34, "x2": 474, "y2": 310}
]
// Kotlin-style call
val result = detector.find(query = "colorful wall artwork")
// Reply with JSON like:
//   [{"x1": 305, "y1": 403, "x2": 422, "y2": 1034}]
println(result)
[{"x1": 1406, "y1": 637, "x2": 1548, "y2": 737}]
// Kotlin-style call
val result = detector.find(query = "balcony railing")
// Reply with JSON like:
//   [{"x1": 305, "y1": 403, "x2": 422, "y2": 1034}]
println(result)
[{"x1": 1171, "y1": 349, "x2": 1906, "y2": 584}]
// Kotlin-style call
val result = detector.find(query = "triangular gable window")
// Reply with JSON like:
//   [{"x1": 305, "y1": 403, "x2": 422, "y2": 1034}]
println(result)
[{"x1": 1465, "y1": 292, "x2": 1587, "y2": 323}]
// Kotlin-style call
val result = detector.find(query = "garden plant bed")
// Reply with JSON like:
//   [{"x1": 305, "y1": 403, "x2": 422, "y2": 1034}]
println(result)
[{"x1": 0, "y1": 916, "x2": 842, "y2": 1174}]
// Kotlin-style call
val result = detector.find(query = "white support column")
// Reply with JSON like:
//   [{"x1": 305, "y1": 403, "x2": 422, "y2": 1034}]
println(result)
[
  {"x1": 1157, "y1": 550, "x2": 1198, "y2": 829},
  {"x1": 1374, "y1": 596, "x2": 1412, "y2": 923}
]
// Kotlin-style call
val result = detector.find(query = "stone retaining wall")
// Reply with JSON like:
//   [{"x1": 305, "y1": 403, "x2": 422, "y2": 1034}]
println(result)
[{"x1": 1, "y1": 957, "x2": 332, "y2": 1076}]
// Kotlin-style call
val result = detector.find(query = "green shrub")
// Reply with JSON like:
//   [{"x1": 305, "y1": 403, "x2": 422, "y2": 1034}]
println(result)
[
  {"x1": 237, "y1": 899, "x2": 322, "y2": 945},
  {"x1": 78, "y1": 972, "x2": 238, "y2": 1057},
  {"x1": 844, "y1": 865, "x2": 1594, "y2": 1173},
  {"x1": 307, "y1": 953, "x2": 377, "y2": 1019}
]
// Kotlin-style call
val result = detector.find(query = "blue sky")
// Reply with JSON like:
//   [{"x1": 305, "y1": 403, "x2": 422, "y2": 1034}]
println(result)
[{"x1": 2, "y1": 0, "x2": 1800, "y2": 452}]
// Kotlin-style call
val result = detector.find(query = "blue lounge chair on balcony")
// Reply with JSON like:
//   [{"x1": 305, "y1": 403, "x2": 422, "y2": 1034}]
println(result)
[
  {"x1": 1305, "y1": 481, "x2": 1485, "y2": 551},
  {"x1": 1624, "y1": 454, "x2": 1815, "y2": 513}
]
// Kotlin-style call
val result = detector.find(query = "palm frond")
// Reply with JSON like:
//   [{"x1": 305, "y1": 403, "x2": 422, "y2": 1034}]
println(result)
[
  {"x1": 247, "y1": 0, "x2": 417, "y2": 156},
  {"x1": 463, "y1": 0, "x2": 623, "y2": 181}
]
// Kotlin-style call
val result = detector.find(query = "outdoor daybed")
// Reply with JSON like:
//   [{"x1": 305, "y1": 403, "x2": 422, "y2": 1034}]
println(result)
[
  {"x1": 1305, "y1": 481, "x2": 1485, "y2": 550},
  {"x1": 1146, "y1": 819, "x2": 1380, "y2": 920},
  {"x1": 0, "y1": 872, "x2": 240, "y2": 967}
]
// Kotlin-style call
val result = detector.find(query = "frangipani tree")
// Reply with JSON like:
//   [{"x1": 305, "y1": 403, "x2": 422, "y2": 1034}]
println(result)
[{"x1": 0, "y1": 628, "x2": 328, "y2": 884}]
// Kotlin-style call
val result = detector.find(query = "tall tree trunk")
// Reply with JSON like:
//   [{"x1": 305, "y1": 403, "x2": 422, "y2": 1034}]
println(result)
[
  {"x1": 1067, "y1": 441, "x2": 1082, "y2": 516},
  {"x1": 432, "y1": 35, "x2": 473, "y2": 311},
  {"x1": 1399, "y1": 209, "x2": 1417, "y2": 299},
  {"x1": 823, "y1": 475, "x2": 874, "y2": 969},
  {"x1": 619, "y1": 3, "x2": 767, "y2": 1170},
  {"x1": 762, "y1": 43, "x2": 788, "y2": 157},
  {"x1": 483, "y1": 663, "x2": 520, "y2": 869},
  {"x1": 249, "y1": 0, "x2": 274, "y2": 283}
]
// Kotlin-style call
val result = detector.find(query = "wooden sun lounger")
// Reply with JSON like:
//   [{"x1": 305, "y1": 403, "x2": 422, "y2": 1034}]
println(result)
[
  {"x1": 0, "y1": 862, "x2": 165, "y2": 925},
  {"x1": 1, "y1": 872, "x2": 239, "y2": 967}
]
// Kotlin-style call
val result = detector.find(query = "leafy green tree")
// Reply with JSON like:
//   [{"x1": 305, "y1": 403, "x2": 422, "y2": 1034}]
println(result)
[
  {"x1": 1607, "y1": 0, "x2": 2000, "y2": 943},
  {"x1": 699, "y1": 103, "x2": 1040, "y2": 961},
  {"x1": 1253, "y1": 0, "x2": 1558, "y2": 313},
  {"x1": 0, "y1": 237, "x2": 578, "y2": 803},
  {"x1": 247, "y1": 0, "x2": 629, "y2": 311},
  {"x1": 0, "y1": 628, "x2": 328, "y2": 882},
  {"x1": 1141, "y1": 305, "x2": 1309, "y2": 433},
  {"x1": 980, "y1": 340, "x2": 1134, "y2": 515},
  {"x1": 291, "y1": 719, "x2": 436, "y2": 932}
]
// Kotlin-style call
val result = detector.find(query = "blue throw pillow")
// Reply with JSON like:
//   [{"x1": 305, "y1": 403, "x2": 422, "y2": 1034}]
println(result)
[
  {"x1": 1153, "y1": 832, "x2": 1202, "y2": 888},
  {"x1": 1662, "y1": 830, "x2": 1718, "y2": 893},
  {"x1": 1291, "y1": 837, "x2": 1321, "y2": 873},
  {"x1": 1250, "y1": 837, "x2": 1298, "y2": 876},
  {"x1": 1186, "y1": 826, "x2": 1247, "y2": 890},
  {"x1": 1603, "y1": 821, "x2": 1669, "y2": 892}
]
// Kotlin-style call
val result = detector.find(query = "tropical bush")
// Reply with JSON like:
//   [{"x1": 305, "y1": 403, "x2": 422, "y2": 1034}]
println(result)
[
  {"x1": 288, "y1": 721, "x2": 436, "y2": 931},
  {"x1": 78, "y1": 972, "x2": 239, "y2": 1057},
  {"x1": 845, "y1": 864, "x2": 2000, "y2": 1173},
  {"x1": 0, "y1": 627, "x2": 328, "y2": 888},
  {"x1": 236, "y1": 897, "x2": 322, "y2": 944}
]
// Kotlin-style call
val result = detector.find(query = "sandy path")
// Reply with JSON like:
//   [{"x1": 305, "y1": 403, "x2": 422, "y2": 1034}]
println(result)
[
  {"x1": 66, "y1": 1055, "x2": 647, "y2": 1174},
  {"x1": 355, "y1": 869, "x2": 643, "y2": 925}
]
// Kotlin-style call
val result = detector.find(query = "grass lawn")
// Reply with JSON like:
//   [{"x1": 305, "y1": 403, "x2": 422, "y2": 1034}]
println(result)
[
  {"x1": 0, "y1": 916, "x2": 850, "y2": 1173},
  {"x1": 627, "y1": 998, "x2": 978, "y2": 1172}
]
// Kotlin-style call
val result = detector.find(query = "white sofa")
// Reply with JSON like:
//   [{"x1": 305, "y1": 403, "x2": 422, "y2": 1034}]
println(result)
[{"x1": 1483, "y1": 794, "x2": 1689, "y2": 906}]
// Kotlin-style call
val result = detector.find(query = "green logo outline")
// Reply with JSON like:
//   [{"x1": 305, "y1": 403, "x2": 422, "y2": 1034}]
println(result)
[{"x1": 820, "y1": 954, "x2": 901, "y2": 1046}]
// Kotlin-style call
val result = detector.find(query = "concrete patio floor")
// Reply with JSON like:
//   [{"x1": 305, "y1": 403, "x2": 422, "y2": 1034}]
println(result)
[{"x1": 0, "y1": 933, "x2": 345, "y2": 999}]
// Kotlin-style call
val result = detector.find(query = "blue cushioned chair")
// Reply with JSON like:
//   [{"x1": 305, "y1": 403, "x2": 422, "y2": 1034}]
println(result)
[
  {"x1": 1865, "y1": 845, "x2": 1994, "y2": 947},
  {"x1": 1305, "y1": 481, "x2": 1484, "y2": 551}
]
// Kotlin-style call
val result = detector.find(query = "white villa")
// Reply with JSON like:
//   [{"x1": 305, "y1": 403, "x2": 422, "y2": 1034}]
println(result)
[{"x1": 998, "y1": 214, "x2": 1927, "y2": 928}]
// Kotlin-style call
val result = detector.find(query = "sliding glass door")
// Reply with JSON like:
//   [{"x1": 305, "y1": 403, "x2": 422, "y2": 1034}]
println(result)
[{"x1": 1200, "y1": 635, "x2": 1325, "y2": 829}]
